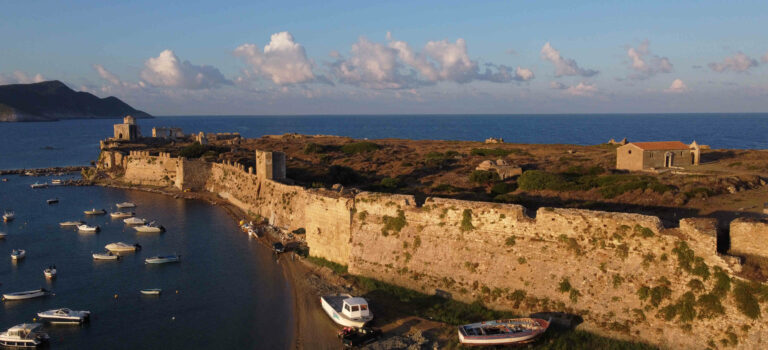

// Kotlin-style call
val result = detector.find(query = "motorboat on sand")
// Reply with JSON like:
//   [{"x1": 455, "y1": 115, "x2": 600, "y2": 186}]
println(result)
[
  {"x1": 320, "y1": 294, "x2": 373, "y2": 328},
  {"x1": 457, "y1": 318, "x2": 550, "y2": 345}
]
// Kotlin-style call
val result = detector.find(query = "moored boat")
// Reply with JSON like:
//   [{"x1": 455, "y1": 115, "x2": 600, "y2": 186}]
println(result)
[
  {"x1": 93, "y1": 251, "x2": 120, "y2": 260},
  {"x1": 105, "y1": 242, "x2": 141, "y2": 253},
  {"x1": 77, "y1": 224, "x2": 100, "y2": 233},
  {"x1": 110, "y1": 211, "x2": 134, "y2": 218},
  {"x1": 145, "y1": 255, "x2": 180, "y2": 264},
  {"x1": 36, "y1": 308, "x2": 90, "y2": 324},
  {"x1": 123, "y1": 217, "x2": 146, "y2": 225},
  {"x1": 0, "y1": 232, "x2": 6, "y2": 239},
  {"x1": 116, "y1": 202, "x2": 136, "y2": 208},
  {"x1": 46, "y1": 198, "x2": 59, "y2": 204},
  {"x1": 59, "y1": 220, "x2": 84, "y2": 227},
  {"x1": 2, "y1": 288, "x2": 51, "y2": 301},
  {"x1": 3, "y1": 210, "x2": 15, "y2": 222},
  {"x1": 11, "y1": 249, "x2": 26, "y2": 261},
  {"x1": 457, "y1": 318, "x2": 550, "y2": 345},
  {"x1": 51, "y1": 179, "x2": 63, "y2": 185},
  {"x1": 140, "y1": 288, "x2": 162, "y2": 295},
  {"x1": 84, "y1": 208, "x2": 107, "y2": 215},
  {"x1": 133, "y1": 221, "x2": 165, "y2": 233},
  {"x1": 320, "y1": 294, "x2": 373, "y2": 328},
  {"x1": 43, "y1": 266, "x2": 57, "y2": 279},
  {"x1": 0, "y1": 323, "x2": 49, "y2": 347},
  {"x1": 30, "y1": 182, "x2": 48, "y2": 189}
]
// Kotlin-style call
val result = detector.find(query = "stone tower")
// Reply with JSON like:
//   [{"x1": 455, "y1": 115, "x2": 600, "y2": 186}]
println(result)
[
  {"x1": 113, "y1": 115, "x2": 138, "y2": 141},
  {"x1": 255, "y1": 150, "x2": 286, "y2": 181}
]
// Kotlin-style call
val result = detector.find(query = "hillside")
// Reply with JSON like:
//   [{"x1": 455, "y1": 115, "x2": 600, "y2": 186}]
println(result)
[{"x1": 0, "y1": 80, "x2": 151, "y2": 122}]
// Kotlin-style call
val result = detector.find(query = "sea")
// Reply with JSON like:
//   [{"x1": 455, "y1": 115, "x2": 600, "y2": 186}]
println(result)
[{"x1": 1, "y1": 113, "x2": 768, "y2": 349}]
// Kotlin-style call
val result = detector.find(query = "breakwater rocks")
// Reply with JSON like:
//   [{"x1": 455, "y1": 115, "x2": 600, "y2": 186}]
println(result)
[{"x1": 0, "y1": 166, "x2": 91, "y2": 176}]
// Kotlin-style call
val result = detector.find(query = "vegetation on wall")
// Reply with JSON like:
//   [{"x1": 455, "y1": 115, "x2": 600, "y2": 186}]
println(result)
[{"x1": 381, "y1": 209, "x2": 407, "y2": 236}]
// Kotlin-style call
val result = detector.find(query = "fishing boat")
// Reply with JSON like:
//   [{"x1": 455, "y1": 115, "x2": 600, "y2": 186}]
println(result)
[
  {"x1": 11, "y1": 249, "x2": 26, "y2": 261},
  {"x1": 133, "y1": 221, "x2": 165, "y2": 233},
  {"x1": 3, "y1": 210, "x2": 15, "y2": 222},
  {"x1": 320, "y1": 294, "x2": 373, "y2": 328},
  {"x1": 116, "y1": 202, "x2": 136, "y2": 208},
  {"x1": 140, "y1": 288, "x2": 162, "y2": 295},
  {"x1": 110, "y1": 211, "x2": 134, "y2": 218},
  {"x1": 123, "y1": 217, "x2": 146, "y2": 225},
  {"x1": 457, "y1": 318, "x2": 550, "y2": 345},
  {"x1": 51, "y1": 179, "x2": 63, "y2": 185},
  {"x1": 145, "y1": 255, "x2": 180, "y2": 264},
  {"x1": 77, "y1": 224, "x2": 100, "y2": 233},
  {"x1": 84, "y1": 208, "x2": 107, "y2": 215},
  {"x1": 36, "y1": 308, "x2": 90, "y2": 324},
  {"x1": 2, "y1": 288, "x2": 50, "y2": 301},
  {"x1": 105, "y1": 242, "x2": 141, "y2": 253},
  {"x1": 59, "y1": 220, "x2": 84, "y2": 227},
  {"x1": 30, "y1": 182, "x2": 48, "y2": 189},
  {"x1": 46, "y1": 198, "x2": 59, "y2": 204},
  {"x1": 43, "y1": 266, "x2": 57, "y2": 279},
  {"x1": 93, "y1": 251, "x2": 120, "y2": 260},
  {"x1": 0, "y1": 323, "x2": 49, "y2": 347}
]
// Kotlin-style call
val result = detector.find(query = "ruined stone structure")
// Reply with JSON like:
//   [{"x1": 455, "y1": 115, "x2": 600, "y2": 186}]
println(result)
[
  {"x1": 98, "y1": 146, "x2": 767, "y2": 349},
  {"x1": 484, "y1": 137, "x2": 504, "y2": 144},
  {"x1": 113, "y1": 115, "x2": 139, "y2": 141},
  {"x1": 608, "y1": 137, "x2": 628, "y2": 145},
  {"x1": 475, "y1": 159, "x2": 522, "y2": 180},
  {"x1": 152, "y1": 127, "x2": 184, "y2": 139},
  {"x1": 616, "y1": 141, "x2": 701, "y2": 171},
  {"x1": 730, "y1": 218, "x2": 768, "y2": 259}
]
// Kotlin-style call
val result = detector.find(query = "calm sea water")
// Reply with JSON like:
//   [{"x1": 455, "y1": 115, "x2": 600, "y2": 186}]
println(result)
[
  {"x1": 1, "y1": 114, "x2": 768, "y2": 170},
  {"x1": 0, "y1": 175, "x2": 292, "y2": 349}
]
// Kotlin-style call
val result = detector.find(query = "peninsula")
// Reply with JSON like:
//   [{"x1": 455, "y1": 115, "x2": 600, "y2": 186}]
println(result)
[{"x1": 0, "y1": 80, "x2": 151, "y2": 122}]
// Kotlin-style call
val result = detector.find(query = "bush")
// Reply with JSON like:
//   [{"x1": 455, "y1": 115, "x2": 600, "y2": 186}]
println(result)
[
  {"x1": 712, "y1": 266, "x2": 731, "y2": 297},
  {"x1": 380, "y1": 177, "x2": 401, "y2": 190},
  {"x1": 471, "y1": 148, "x2": 516, "y2": 157},
  {"x1": 460, "y1": 209, "x2": 474, "y2": 232},
  {"x1": 381, "y1": 210, "x2": 407, "y2": 236},
  {"x1": 733, "y1": 281, "x2": 761, "y2": 319},
  {"x1": 327, "y1": 165, "x2": 359, "y2": 185},
  {"x1": 303, "y1": 142, "x2": 324, "y2": 154},
  {"x1": 559, "y1": 278, "x2": 572, "y2": 293},
  {"x1": 697, "y1": 293, "x2": 725, "y2": 319},
  {"x1": 490, "y1": 182, "x2": 516, "y2": 196},
  {"x1": 687, "y1": 279, "x2": 705, "y2": 292},
  {"x1": 570, "y1": 289, "x2": 581, "y2": 303},
  {"x1": 505, "y1": 236, "x2": 516, "y2": 246},
  {"x1": 341, "y1": 141, "x2": 380, "y2": 154},
  {"x1": 612, "y1": 274, "x2": 625, "y2": 288},
  {"x1": 306, "y1": 255, "x2": 348, "y2": 274},
  {"x1": 433, "y1": 183, "x2": 461, "y2": 192},
  {"x1": 634, "y1": 225, "x2": 655, "y2": 238},
  {"x1": 518, "y1": 170, "x2": 580, "y2": 191},
  {"x1": 469, "y1": 170, "x2": 500, "y2": 185},
  {"x1": 179, "y1": 142, "x2": 207, "y2": 158}
]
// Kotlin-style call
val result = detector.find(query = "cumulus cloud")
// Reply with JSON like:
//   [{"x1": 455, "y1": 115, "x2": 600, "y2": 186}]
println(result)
[
  {"x1": 708, "y1": 52, "x2": 759, "y2": 73},
  {"x1": 235, "y1": 32, "x2": 316, "y2": 85},
  {"x1": 565, "y1": 82, "x2": 598, "y2": 96},
  {"x1": 0, "y1": 71, "x2": 45, "y2": 84},
  {"x1": 141, "y1": 50, "x2": 230, "y2": 89},
  {"x1": 540, "y1": 42, "x2": 598, "y2": 77},
  {"x1": 93, "y1": 64, "x2": 123, "y2": 86},
  {"x1": 665, "y1": 78, "x2": 688, "y2": 93},
  {"x1": 626, "y1": 40, "x2": 672, "y2": 79},
  {"x1": 331, "y1": 33, "x2": 534, "y2": 89},
  {"x1": 550, "y1": 81, "x2": 567, "y2": 90}
]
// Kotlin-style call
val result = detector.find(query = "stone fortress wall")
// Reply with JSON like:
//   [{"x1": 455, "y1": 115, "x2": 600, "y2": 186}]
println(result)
[{"x1": 98, "y1": 148, "x2": 768, "y2": 349}]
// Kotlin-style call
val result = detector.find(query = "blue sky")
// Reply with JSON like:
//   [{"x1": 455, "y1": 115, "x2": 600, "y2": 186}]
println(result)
[{"x1": 1, "y1": 1, "x2": 767, "y2": 115}]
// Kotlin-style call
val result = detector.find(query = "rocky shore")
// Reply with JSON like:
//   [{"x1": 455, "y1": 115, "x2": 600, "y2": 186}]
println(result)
[{"x1": 0, "y1": 165, "x2": 90, "y2": 176}]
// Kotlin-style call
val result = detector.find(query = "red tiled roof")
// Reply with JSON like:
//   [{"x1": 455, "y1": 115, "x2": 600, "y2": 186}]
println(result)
[{"x1": 629, "y1": 141, "x2": 690, "y2": 150}]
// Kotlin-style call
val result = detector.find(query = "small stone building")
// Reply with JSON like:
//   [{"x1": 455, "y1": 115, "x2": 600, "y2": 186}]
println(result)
[
  {"x1": 113, "y1": 115, "x2": 138, "y2": 141},
  {"x1": 152, "y1": 127, "x2": 184, "y2": 139},
  {"x1": 476, "y1": 159, "x2": 522, "y2": 180},
  {"x1": 616, "y1": 141, "x2": 701, "y2": 171}
]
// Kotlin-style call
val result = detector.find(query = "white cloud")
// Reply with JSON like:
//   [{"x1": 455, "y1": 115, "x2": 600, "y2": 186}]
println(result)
[
  {"x1": 550, "y1": 81, "x2": 567, "y2": 90},
  {"x1": 0, "y1": 71, "x2": 45, "y2": 84},
  {"x1": 234, "y1": 32, "x2": 316, "y2": 85},
  {"x1": 626, "y1": 40, "x2": 672, "y2": 79},
  {"x1": 762, "y1": 52, "x2": 768, "y2": 63},
  {"x1": 665, "y1": 78, "x2": 688, "y2": 93},
  {"x1": 565, "y1": 82, "x2": 598, "y2": 96},
  {"x1": 141, "y1": 49, "x2": 230, "y2": 89},
  {"x1": 332, "y1": 37, "x2": 415, "y2": 89},
  {"x1": 708, "y1": 52, "x2": 759, "y2": 73},
  {"x1": 540, "y1": 42, "x2": 598, "y2": 77}
]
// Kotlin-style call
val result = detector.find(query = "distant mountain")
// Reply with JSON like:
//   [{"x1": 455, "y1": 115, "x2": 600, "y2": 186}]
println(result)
[{"x1": 0, "y1": 80, "x2": 151, "y2": 122}]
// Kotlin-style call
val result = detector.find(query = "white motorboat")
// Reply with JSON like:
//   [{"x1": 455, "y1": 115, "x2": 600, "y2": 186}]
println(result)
[
  {"x1": 105, "y1": 242, "x2": 141, "y2": 253},
  {"x1": 77, "y1": 224, "x2": 100, "y2": 233},
  {"x1": 3, "y1": 210, "x2": 15, "y2": 222},
  {"x1": 145, "y1": 255, "x2": 180, "y2": 264},
  {"x1": 0, "y1": 323, "x2": 49, "y2": 347},
  {"x1": 320, "y1": 294, "x2": 373, "y2": 328},
  {"x1": 134, "y1": 221, "x2": 165, "y2": 233},
  {"x1": 46, "y1": 198, "x2": 59, "y2": 204},
  {"x1": 2, "y1": 288, "x2": 50, "y2": 301},
  {"x1": 123, "y1": 217, "x2": 146, "y2": 225},
  {"x1": 93, "y1": 251, "x2": 120, "y2": 260},
  {"x1": 116, "y1": 202, "x2": 136, "y2": 208},
  {"x1": 36, "y1": 308, "x2": 90, "y2": 324},
  {"x1": 0, "y1": 232, "x2": 6, "y2": 239},
  {"x1": 44, "y1": 266, "x2": 57, "y2": 279},
  {"x1": 140, "y1": 288, "x2": 162, "y2": 295},
  {"x1": 30, "y1": 182, "x2": 48, "y2": 189},
  {"x1": 458, "y1": 318, "x2": 550, "y2": 345},
  {"x1": 11, "y1": 249, "x2": 26, "y2": 261},
  {"x1": 84, "y1": 208, "x2": 107, "y2": 215},
  {"x1": 59, "y1": 220, "x2": 84, "y2": 227},
  {"x1": 51, "y1": 179, "x2": 63, "y2": 185},
  {"x1": 110, "y1": 211, "x2": 134, "y2": 218}
]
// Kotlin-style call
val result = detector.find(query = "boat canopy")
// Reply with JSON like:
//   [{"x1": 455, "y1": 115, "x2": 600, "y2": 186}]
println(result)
[
  {"x1": 342, "y1": 297, "x2": 371, "y2": 319},
  {"x1": 7, "y1": 323, "x2": 42, "y2": 336}
]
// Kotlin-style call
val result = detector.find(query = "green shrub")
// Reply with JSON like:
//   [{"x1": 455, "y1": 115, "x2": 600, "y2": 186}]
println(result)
[
  {"x1": 559, "y1": 278, "x2": 572, "y2": 293},
  {"x1": 650, "y1": 285, "x2": 672, "y2": 307},
  {"x1": 380, "y1": 177, "x2": 401, "y2": 190},
  {"x1": 327, "y1": 165, "x2": 360, "y2": 185},
  {"x1": 733, "y1": 281, "x2": 761, "y2": 319},
  {"x1": 697, "y1": 293, "x2": 725, "y2": 319},
  {"x1": 687, "y1": 279, "x2": 705, "y2": 292},
  {"x1": 469, "y1": 170, "x2": 500, "y2": 184},
  {"x1": 306, "y1": 255, "x2": 348, "y2": 274},
  {"x1": 569, "y1": 289, "x2": 581, "y2": 303},
  {"x1": 303, "y1": 142, "x2": 324, "y2": 154},
  {"x1": 634, "y1": 225, "x2": 655, "y2": 238},
  {"x1": 433, "y1": 183, "x2": 461, "y2": 192},
  {"x1": 470, "y1": 148, "x2": 523, "y2": 157},
  {"x1": 490, "y1": 182, "x2": 516, "y2": 196},
  {"x1": 505, "y1": 236, "x2": 516, "y2": 246},
  {"x1": 341, "y1": 141, "x2": 380, "y2": 154},
  {"x1": 381, "y1": 210, "x2": 407, "y2": 236},
  {"x1": 179, "y1": 142, "x2": 207, "y2": 158},
  {"x1": 460, "y1": 209, "x2": 474, "y2": 232},
  {"x1": 509, "y1": 289, "x2": 526, "y2": 302},
  {"x1": 612, "y1": 274, "x2": 625, "y2": 288},
  {"x1": 518, "y1": 170, "x2": 580, "y2": 191},
  {"x1": 712, "y1": 266, "x2": 731, "y2": 297},
  {"x1": 616, "y1": 243, "x2": 629, "y2": 260}
]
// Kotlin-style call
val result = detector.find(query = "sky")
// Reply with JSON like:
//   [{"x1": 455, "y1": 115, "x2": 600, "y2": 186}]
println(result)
[{"x1": 1, "y1": 0, "x2": 767, "y2": 115}]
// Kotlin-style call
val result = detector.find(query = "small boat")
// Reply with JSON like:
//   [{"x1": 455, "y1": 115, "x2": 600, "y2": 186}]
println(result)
[
  {"x1": 36, "y1": 308, "x2": 90, "y2": 324},
  {"x1": 320, "y1": 294, "x2": 373, "y2": 328},
  {"x1": 43, "y1": 266, "x2": 57, "y2": 279},
  {"x1": 84, "y1": 208, "x2": 107, "y2": 215},
  {"x1": 2, "y1": 288, "x2": 50, "y2": 301},
  {"x1": 145, "y1": 255, "x2": 180, "y2": 264},
  {"x1": 93, "y1": 251, "x2": 120, "y2": 260},
  {"x1": 51, "y1": 179, "x2": 63, "y2": 185},
  {"x1": 105, "y1": 242, "x2": 141, "y2": 253},
  {"x1": 116, "y1": 202, "x2": 136, "y2": 209},
  {"x1": 110, "y1": 211, "x2": 134, "y2": 218},
  {"x1": 59, "y1": 220, "x2": 84, "y2": 227},
  {"x1": 46, "y1": 198, "x2": 59, "y2": 204},
  {"x1": 1, "y1": 178, "x2": 7, "y2": 182},
  {"x1": 140, "y1": 288, "x2": 162, "y2": 295},
  {"x1": 457, "y1": 318, "x2": 550, "y2": 345},
  {"x1": 11, "y1": 249, "x2": 26, "y2": 261},
  {"x1": 133, "y1": 221, "x2": 165, "y2": 233},
  {"x1": 30, "y1": 182, "x2": 48, "y2": 189},
  {"x1": 123, "y1": 217, "x2": 146, "y2": 225},
  {"x1": 0, "y1": 323, "x2": 50, "y2": 347},
  {"x1": 0, "y1": 232, "x2": 6, "y2": 239},
  {"x1": 77, "y1": 224, "x2": 100, "y2": 233},
  {"x1": 3, "y1": 210, "x2": 15, "y2": 222}
]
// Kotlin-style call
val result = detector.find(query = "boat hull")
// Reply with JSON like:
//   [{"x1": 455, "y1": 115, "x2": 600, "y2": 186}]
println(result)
[
  {"x1": 458, "y1": 318, "x2": 549, "y2": 345},
  {"x1": 320, "y1": 296, "x2": 371, "y2": 328},
  {"x1": 2, "y1": 290, "x2": 49, "y2": 301},
  {"x1": 93, "y1": 253, "x2": 119, "y2": 260},
  {"x1": 141, "y1": 289, "x2": 162, "y2": 295},
  {"x1": 145, "y1": 256, "x2": 180, "y2": 264}
]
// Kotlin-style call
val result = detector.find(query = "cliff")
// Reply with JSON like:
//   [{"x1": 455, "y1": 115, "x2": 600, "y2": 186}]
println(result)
[{"x1": 0, "y1": 80, "x2": 151, "y2": 122}]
